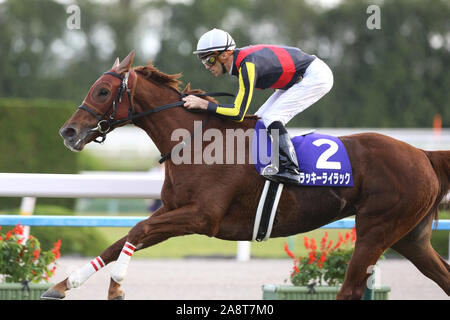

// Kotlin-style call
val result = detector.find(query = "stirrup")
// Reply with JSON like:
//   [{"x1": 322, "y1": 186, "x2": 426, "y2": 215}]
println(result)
[
  {"x1": 261, "y1": 164, "x2": 279, "y2": 176},
  {"x1": 261, "y1": 165, "x2": 301, "y2": 186}
]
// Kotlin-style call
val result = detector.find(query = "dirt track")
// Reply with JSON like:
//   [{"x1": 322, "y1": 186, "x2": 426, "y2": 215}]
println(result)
[{"x1": 49, "y1": 257, "x2": 448, "y2": 300}]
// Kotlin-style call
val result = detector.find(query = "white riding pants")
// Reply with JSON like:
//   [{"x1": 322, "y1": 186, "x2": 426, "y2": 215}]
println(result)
[{"x1": 255, "y1": 57, "x2": 334, "y2": 128}]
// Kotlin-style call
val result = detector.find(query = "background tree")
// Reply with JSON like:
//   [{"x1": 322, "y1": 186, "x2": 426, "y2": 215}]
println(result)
[{"x1": 0, "y1": 0, "x2": 447, "y2": 127}]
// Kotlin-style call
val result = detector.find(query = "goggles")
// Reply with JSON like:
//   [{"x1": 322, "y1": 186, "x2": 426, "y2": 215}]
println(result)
[{"x1": 200, "y1": 52, "x2": 220, "y2": 67}]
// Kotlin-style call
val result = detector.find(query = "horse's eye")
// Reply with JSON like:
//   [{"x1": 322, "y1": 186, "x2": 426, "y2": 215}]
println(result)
[{"x1": 99, "y1": 88, "x2": 109, "y2": 96}]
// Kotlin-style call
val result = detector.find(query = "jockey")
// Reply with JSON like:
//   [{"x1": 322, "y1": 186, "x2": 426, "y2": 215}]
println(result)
[{"x1": 182, "y1": 28, "x2": 333, "y2": 186}]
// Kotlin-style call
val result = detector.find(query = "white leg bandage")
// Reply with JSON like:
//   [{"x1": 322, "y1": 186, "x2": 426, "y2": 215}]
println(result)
[
  {"x1": 110, "y1": 242, "x2": 136, "y2": 283},
  {"x1": 67, "y1": 256, "x2": 105, "y2": 289}
]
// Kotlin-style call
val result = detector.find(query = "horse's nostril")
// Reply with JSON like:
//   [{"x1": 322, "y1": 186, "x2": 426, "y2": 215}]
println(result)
[{"x1": 61, "y1": 127, "x2": 77, "y2": 139}]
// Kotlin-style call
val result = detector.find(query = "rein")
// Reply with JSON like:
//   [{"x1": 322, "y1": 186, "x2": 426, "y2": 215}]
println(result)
[{"x1": 78, "y1": 70, "x2": 234, "y2": 163}]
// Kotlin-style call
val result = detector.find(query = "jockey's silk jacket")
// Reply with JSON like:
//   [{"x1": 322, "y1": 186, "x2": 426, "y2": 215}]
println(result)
[{"x1": 207, "y1": 45, "x2": 316, "y2": 121}]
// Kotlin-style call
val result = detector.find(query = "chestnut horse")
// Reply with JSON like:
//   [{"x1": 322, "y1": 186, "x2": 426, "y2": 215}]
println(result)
[{"x1": 43, "y1": 51, "x2": 450, "y2": 300}]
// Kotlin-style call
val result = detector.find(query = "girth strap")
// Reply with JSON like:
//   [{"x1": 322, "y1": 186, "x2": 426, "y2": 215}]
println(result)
[{"x1": 253, "y1": 180, "x2": 284, "y2": 241}]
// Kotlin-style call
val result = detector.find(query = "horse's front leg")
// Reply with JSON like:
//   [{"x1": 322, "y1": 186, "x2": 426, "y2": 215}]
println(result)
[
  {"x1": 40, "y1": 234, "x2": 128, "y2": 300},
  {"x1": 107, "y1": 203, "x2": 218, "y2": 299},
  {"x1": 41, "y1": 207, "x2": 169, "y2": 300}
]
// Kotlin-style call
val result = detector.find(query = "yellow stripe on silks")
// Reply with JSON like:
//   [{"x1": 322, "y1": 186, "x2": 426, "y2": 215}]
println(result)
[
  {"x1": 216, "y1": 75, "x2": 244, "y2": 117},
  {"x1": 216, "y1": 62, "x2": 256, "y2": 121},
  {"x1": 239, "y1": 62, "x2": 255, "y2": 121}
]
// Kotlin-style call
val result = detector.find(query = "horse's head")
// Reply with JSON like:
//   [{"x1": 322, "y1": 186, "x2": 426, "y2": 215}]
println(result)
[{"x1": 59, "y1": 51, "x2": 137, "y2": 151}]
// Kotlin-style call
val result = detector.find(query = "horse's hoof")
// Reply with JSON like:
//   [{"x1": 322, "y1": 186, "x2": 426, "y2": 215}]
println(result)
[
  {"x1": 41, "y1": 288, "x2": 65, "y2": 300},
  {"x1": 111, "y1": 293, "x2": 125, "y2": 300}
]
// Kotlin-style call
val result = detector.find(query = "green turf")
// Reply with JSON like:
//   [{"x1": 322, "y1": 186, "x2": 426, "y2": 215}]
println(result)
[
  {"x1": 96, "y1": 227, "x2": 355, "y2": 259},
  {"x1": 438, "y1": 210, "x2": 450, "y2": 219},
  {"x1": 96, "y1": 210, "x2": 449, "y2": 259}
]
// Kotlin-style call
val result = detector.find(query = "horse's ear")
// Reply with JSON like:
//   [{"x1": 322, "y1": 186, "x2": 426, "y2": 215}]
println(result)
[
  {"x1": 116, "y1": 50, "x2": 135, "y2": 75},
  {"x1": 112, "y1": 57, "x2": 120, "y2": 70}
]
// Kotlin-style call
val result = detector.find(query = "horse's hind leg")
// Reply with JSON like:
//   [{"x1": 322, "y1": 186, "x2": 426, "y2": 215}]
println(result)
[
  {"x1": 337, "y1": 191, "x2": 438, "y2": 299},
  {"x1": 336, "y1": 233, "x2": 386, "y2": 300},
  {"x1": 391, "y1": 210, "x2": 450, "y2": 296}
]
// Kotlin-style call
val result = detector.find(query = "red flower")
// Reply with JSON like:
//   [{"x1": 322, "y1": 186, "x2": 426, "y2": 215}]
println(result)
[
  {"x1": 13, "y1": 224, "x2": 25, "y2": 235},
  {"x1": 345, "y1": 231, "x2": 351, "y2": 242},
  {"x1": 351, "y1": 227, "x2": 356, "y2": 242},
  {"x1": 327, "y1": 240, "x2": 333, "y2": 249},
  {"x1": 320, "y1": 253, "x2": 327, "y2": 262},
  {"x1": 333, "y1": 239, "x2": 343, "y2": 250},
  {"x1": 5, "y1": 231, "x2": 12, "y2": 240},
  {"x1": 308, "y1": 251, "x2": 316, "y2": 264},
  {"x1": 310, "y1": 238, "x2": 317, "y2": 251},
  {"x1": 52, "y1": 250, "x2": 60, "y2": 260},
  {"x1": 53, "y1": 239, "x2": 61, "y2": 250},
  {"x1": 51, "y1": 239, "x2": 62, "y2": 260},
  {"x1": 33, "y1": 249, "x2": 41, "y2": 260},
  {"x1": 320, "y1": 232, "x2": 328, "y2": 251},
  {"x1": 284, "y1": 242, "x2": 296, "y2": 259},
  {"x1": 303, "y1": 236, "x2": 310, "y2": 249},
  {"x1": 317, "y1": 253, "x2": 327, "y2": 268}
]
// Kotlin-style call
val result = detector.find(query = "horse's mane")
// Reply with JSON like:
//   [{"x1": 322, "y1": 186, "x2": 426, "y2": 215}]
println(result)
[
  {"x1": 133, "y1": 62, "x2": 258, "y2": 121},
  {"x1": 134, "y1": 63, "x2": 182, "y2": 93}
]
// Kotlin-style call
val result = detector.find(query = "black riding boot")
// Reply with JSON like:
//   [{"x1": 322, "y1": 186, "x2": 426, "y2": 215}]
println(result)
[{"x1": 262, "y1": 121, "x2": 301, "y2": 185}]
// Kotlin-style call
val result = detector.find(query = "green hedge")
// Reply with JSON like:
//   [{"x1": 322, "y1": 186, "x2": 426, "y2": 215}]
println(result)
[{"x1": 0, "y1": 98, "x2": 79, "y2": 209}]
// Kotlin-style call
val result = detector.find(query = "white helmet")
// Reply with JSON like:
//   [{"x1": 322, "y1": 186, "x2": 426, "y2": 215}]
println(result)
[{"x1": 193, "y1": 28, "x2": 236, "y2": 57}]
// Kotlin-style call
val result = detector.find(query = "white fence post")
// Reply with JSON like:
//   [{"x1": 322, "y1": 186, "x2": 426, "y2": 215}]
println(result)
[
  {"x1": 236, "y1": 241, "x2": 251, "y2": 261},
  {"x1": 19, "y1": 196, "x2": 36, "y2": 243}
]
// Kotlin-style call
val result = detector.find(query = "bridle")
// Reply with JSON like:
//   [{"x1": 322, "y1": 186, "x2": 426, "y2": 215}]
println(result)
[
  {"x1": 78, "y1": 70, "x2": 137, "y2": 144},
  {"x1": 77, "y1": 69, "x2": 233, "y2": 163}
]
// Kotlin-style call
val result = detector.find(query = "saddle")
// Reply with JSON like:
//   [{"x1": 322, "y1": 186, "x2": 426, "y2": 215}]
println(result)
[
  {"x1": 252, "y1": 120, "x2": 354, "y2": 241},
  {"x1": 252, "y1": 120, "x2": 354, "y2": 187}
]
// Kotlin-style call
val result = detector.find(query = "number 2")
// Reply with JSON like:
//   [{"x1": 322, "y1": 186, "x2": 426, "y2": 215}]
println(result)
[{"x1": 312, "y1": 139, "x2": 341, "y2": 170}]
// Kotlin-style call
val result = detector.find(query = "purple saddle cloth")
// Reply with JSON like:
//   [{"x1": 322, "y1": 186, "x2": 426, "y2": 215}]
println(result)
[{"x1": 251, "y1": 120, "x2": 354, "y2": 187}]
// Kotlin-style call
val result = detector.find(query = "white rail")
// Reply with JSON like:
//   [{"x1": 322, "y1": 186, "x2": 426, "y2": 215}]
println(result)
[
  {"x1": 0, "y1": 172, "x2": 256, "y2": 260},
  {"x1": 0, "y1": 173, "x2": 163, "y2": 199},
  {"x1": 0, "y1": 172, "x2": 448, "y2": 262}
]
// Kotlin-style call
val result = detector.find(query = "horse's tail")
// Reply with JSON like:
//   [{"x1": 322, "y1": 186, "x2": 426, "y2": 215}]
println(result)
[{"x1": 424, "y1": 150, "x2": 450, "y2": 224}]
